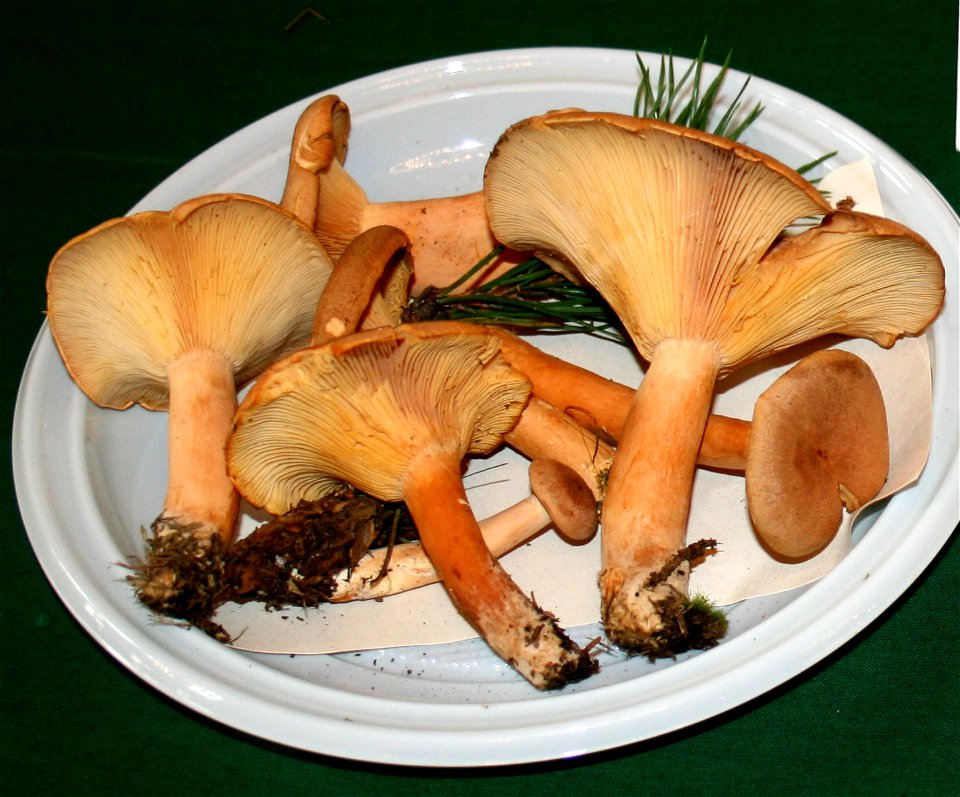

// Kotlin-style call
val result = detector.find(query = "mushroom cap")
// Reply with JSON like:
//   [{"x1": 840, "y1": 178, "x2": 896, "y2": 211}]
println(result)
[
  {"x1": 721, "y1": 209, "x2": 946, "y2": 368},
  {"x1": 745, "y1": 348, "x2": 890, "y2": 562},
  {"x1": 228, "y1": 321, "x2": 532, "y2": 515},
  {"x1": 484, "y1": 110, "x2": 832, "y2": 366},
  {"x1": 529, "y1": 458, "x2": 598, "y2": 544},
  {"x1": 46, "y1": 193, "x2": 334, "y2": 411}
]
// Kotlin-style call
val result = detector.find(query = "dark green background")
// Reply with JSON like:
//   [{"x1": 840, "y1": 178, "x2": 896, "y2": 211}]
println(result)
[{"x1": 2, "y1": 1, "x2": 957, "y2": 794}]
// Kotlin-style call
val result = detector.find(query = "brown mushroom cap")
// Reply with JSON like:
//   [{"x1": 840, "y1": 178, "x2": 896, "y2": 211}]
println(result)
[
  {"x1": 46, "y1": 193, "x2": 334, "y2": 410},
  {"x1": 528, "y1": 458, "x2": 598, "y2": 544},
  {"x1": 746, "y1": 348, "x2": 890, "y2": 562},
  {"x1": 228, "y1": 321, "x2": 531, "y2": 514}
]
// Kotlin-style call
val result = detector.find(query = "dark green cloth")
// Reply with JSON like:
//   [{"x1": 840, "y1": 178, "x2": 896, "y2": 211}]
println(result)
[{"x1": 2, "y1": 1, "x2": 957, "y2": 794}]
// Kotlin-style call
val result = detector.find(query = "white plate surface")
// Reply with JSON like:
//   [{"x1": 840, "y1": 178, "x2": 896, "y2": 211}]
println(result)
[{"x1": 13, "y1": 48, "x2": 960, "y2": 767}]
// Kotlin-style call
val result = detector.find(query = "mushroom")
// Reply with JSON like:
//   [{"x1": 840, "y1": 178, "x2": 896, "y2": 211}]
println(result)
[
  {"x1": 484, "y1": 110, "x2": 944, "y2": 655},
  {"x1": 227, "y1": 321, "x2": 597, "y2": 689},
  {"x1": 284, "y1": 94, "x2": 521, "y2": 294},
  {"x1": 46, "y1": 193, "x2": 334, "y2": 620},
  {"x1": 330, "y1": 457, "x2": 597, "y2": 601},
  {"x1": 745, "y1": 348, "x2": 889, "y2": 560}
]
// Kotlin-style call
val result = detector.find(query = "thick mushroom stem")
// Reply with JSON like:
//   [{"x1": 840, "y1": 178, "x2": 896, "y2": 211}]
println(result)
[
  {"x1": 162, "y1": 349, "x2": 239, "y2": 540},
  {"x1": 600, "y1": 338, "x2": 722, "y2": 654},
  {"x1": 137, "y1": 348, "x2": 239, "y2": 612},
  {"x1": 402, "y1": 448, "x2": 596, "y2": 690}
]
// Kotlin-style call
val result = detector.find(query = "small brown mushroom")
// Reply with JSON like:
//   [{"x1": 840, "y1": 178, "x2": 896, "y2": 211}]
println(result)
[
  {"x1": 46, "y1": 193, "x2": 334, "y2": 620},
  {"x1": 227, "y1": 321, "x2": 596, "y2": 689}
]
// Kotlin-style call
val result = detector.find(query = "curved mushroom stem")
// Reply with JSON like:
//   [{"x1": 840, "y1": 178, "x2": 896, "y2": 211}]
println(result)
[
  {"x1": 134, "y1": 348, "x2": 240, "y2": 617},
  {"x1": 599, "y1": 338, "x2": 725, "y2": 656},
  {"x1": 402, "y1": 447, "x2": 596, "y2": 690}
]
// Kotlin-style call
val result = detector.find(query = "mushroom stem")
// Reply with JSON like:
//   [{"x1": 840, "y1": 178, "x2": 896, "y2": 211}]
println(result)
[
  {"x1": 698, "y1": 416, "x2": 752, "y2": 470},
  {"x1": 163, "y1": 348, "x2": 240, "y2": 542},
  {"x1": 508, "y1": 394, "x2": 760, "y2": 491},
  {"x1": 135, "y1": 348, "x2": 240, "y2": 618},
  {"x1": 600, "y1": 338, "x2": 722, "y2": 654},
  {"x1": 492, "y1": 328, "x2": 633, "y2": 442},
  {"x1": 494, "y1": 330, "x2": 751, "y2": 470},
  {"x1": 505, "y1": 396, "x2": 612, "y2": 498},
  {"x1": 402, "y1": 447, "x2": 596, "y2": 690}
]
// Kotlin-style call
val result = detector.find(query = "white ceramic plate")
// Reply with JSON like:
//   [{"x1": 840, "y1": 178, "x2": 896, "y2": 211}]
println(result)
[{"x1": 13, "y1": 48, "x2": 959, "y2": 767}]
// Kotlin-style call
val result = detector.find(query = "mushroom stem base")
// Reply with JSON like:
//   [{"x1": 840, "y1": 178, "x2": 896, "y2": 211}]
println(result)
[
  {"x1": 404, "y1": 449, "x2": 596, "y2": 690},
  {"x1": 599, "y1": 539, "x2": 727, "y2": 658},
  {"x1": 127, "y1": 517, "x2": 230, "y2": 640}
]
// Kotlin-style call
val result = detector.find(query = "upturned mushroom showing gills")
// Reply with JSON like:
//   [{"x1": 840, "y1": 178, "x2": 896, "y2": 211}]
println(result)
[
  {"x1": 484, "y1": 110, "x2": 945, "y2": 656},
  {"x1": 46, "y1": 193, "x2": 334, "y2": 623},
  {"x1": 227, "y1": 321, "x2": 597, "y2": 690}
]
